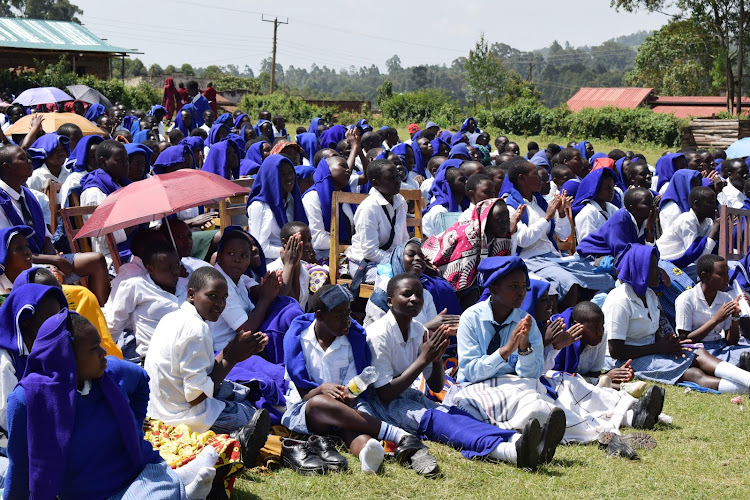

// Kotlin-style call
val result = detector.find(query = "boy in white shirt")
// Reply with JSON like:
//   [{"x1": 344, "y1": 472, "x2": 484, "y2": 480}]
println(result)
[
  {"x1": 718, "y1": 158, "x2": 749, "y2": 208},
  {"x1": 145, "y1": 266, "x2": 271, "y2": 465}
]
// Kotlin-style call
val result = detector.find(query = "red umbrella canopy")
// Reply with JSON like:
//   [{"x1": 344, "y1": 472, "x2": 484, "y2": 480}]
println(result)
[{"x1": 76, "y1": 170, "x2": 248, "y2": 239}]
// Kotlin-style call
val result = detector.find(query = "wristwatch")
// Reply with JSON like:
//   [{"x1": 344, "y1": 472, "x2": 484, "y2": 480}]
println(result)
[{"x1": 518, "y1": 345, "x2": 533, "y2": 356}]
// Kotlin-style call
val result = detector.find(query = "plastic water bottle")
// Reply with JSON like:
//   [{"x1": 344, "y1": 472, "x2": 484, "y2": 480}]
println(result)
[{"x1": 346, "y1": 366, "x2": 378, "y2": 397}]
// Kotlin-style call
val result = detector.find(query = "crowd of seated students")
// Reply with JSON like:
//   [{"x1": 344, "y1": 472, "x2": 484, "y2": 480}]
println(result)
[{"x1": 2, "y1": 91, "x2": 750, "y2": 497}]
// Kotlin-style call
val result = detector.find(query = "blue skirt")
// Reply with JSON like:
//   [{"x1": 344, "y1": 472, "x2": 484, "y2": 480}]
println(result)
[
  {"x1": 607, "y1": 350, "x2": 696, "y2": 385},
  {"x1": 703, "y1": 338, "x2": 750, "y2": 366}
]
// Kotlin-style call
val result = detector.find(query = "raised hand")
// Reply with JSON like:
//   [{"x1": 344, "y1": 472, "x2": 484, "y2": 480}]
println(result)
[
  {"x1": 224, "y1": 330, "x2": 268, "y2": 364},
  {"x1": 552, "y1": 322, "x2": 584, "y2": 350},
  {"x1": 511, "y1": 204, "x2": 526, "y2": 233}
]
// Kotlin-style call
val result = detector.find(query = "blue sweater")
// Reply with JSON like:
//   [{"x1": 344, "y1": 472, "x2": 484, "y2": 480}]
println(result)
[{"x1": 4, "y1": 357, "x2": 162, "y2": 500}]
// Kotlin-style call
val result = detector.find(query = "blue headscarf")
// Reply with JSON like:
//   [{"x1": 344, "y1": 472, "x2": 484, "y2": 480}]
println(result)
[
  {"x1": 295, "y1": 165, "x2": 315, "y2": 179},
  {"x1": 240, "y1": 139, "x2": 268, "y2": 177},
  {"x1": 430, "y1": 137, "x2": 450, "y2": 158},
  {"x1": 217, "y1": 225, "x2": 266, "y2": 279},
  {"x1": 227, "y1": 133, "x2": 246, "y2": 160},
  {"x1": 529, "y1": 150, "x2": 550, "y2": 169},
  {"x1": 655, "y1": 153, "x2": 687, "y2": 191},
  {"x1": 296, "y1": 132, "x2": 319, "y2": 164},
  {"x1": 0, "y1": 283, "x2": 68, "y2": 376},
  {"x1": 132, "y1": 130, "x2": 152, "y2": 144},
  {"x1": 128, "y1": 118, "x2": 142, "y2": 137},
  {"x1": 561, "y1": 178, "x2": 581, "y2": 199},
  {"x1": 588, "y1": 152, "x2": 607, "y2": 167},
  {"x1": 521, "y1": 279, "x2": 551, "y2": 330},
  {"x1": 439, "y1": 130, "x2": 452, "y2": 142},
  {"x1": 451, "y1": 131, "x2": 467, "y2": 146},
  {"x1": 551, "y1": 307, "x2": 584, "y2": 373},
  {"x1": 448, "y1": 143, "x2": 471, "y2": 160},
  {"x1": 356, "y1": 119, "x2": 372, "y2": 135},
  {"x1": 152, "y1": 144, "x2": 193, "y2": 175},
  {"x1": 248, "y1": 154, "x2": 308, "y2": 228},
  {"x1": 253, "y1": 119, "x2": 272, "y2": 139},
  {"x1": 576, "y1": 208, "x2": 644, "y2": 258},
  {"x1": 202, "y1": 140, "x2": 241, "y2": 179},
  {"x1": 67, "y1": 135, "x2": 103, "y2": 173},
  {"x1": 659, "y1": 168, "x2": 701, "y2": 213},
  {"x1": 207, "y1": 123, "x2": 230, "y2": 147},
  {"x1": 307, "y1": 157, "x2": 352, "y2": 242},
  {"x1": 615, "y1": 243, "x2": 658, "y2": 296},
  {"x1": 477, "y1": 256, "x2": 529, "y2": 288},
  {"x1": 174, "y1": 104, "x2": 196, "y2": 136},
  {"x1": 575, "y1": 140, "x2": 592, "y2": 160},
  {"x1": 391, "y1": 143, "x2": 413, "y2": 172},
  {"x1": 308, "y1": 117, "x2": 322, "y2": 137},
  {"x1": 148, "y1": 105, "x2": 167, "y2": 116},
  {"x1": 19, "y1": 309, "x2": 153, "y2": 500},
  {"x1": 84, "y1": 103, "x2": 105, "y2": 122},
  {"x1": 424, "y1": 159, "x2": 469, "y2": 214},
  {"x1": 571, "y1": 168, "x2": 617, "y2": 217},
  {"x1": 234, "y1": 113, "x2": 249, "y2": 129},
  {"x1": 0, "y1": 225, "x2": 34, "y2": 275},
  {"x1": 27, "y1": 133, "x2": 70, "y2": 169},
  {"x1": 123, "y1": 143, "x2": 152, "y2": 180},
  {"x1": 215, "y1": 113, "x2": 232, "y2": 126},
  {"x1": 121, "y1": 115, "x2": 137, "y2": 131},
  {"x1": 460, "y1": 117, "x2": 481, "y2": 134},
  {"x1": 319, "y1": 125, "x2": 346, "y2": 150},
  {"x1": 180, "y1": 135, "x2": 205, "y2": 154}
]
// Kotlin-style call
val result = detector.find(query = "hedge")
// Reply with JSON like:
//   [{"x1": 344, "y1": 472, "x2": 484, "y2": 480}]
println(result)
[{"x1": 237, "y1": 93, "x2": 336, "y2": 124}]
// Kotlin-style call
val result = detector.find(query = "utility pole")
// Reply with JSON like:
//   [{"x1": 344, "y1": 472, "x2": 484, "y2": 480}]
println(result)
[{"x1": 262, "y1": 15, "x2": 288, "y2": 94}]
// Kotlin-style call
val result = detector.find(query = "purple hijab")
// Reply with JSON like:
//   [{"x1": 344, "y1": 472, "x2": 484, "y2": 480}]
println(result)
[
  {"x1": 68, "y1": 135, "x2": 103, "y2": 173},
  {"x1": 27, "y1": 133, "x2": 70, "y2": 169},
  {"x1": 571, "y1": 168, "x2": 617, "y2": 216},
  {"x1": 424, "y1": 159, "x2": 469, "y2": 214},
  {"x1": 659, "y1": 168, "x2": 701, "y2": 213},
  {"x1": 306, "y1": 157, "x2": 352, "y2": 241},
  {"x1": 202, "y1": 140, "x2": 241, "y2": 179},
  {"x1": 655, "y1": 153, "x2": 687, "y2": 191},
  {"x1": 615, "y1": 243, "x2": 658, "y2": 296}
]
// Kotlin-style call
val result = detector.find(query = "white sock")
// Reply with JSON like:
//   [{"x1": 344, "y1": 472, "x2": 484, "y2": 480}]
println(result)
[
  {"x1": 624, "y1": 409, "x2": 634, "y2": 428},
  {"x1": 715, "y1": 361, "x2": 750, "y2": 388},
  {"x1": 718, "y1": 378, "x2": 747, "y2": 394},
  {"x1": 359, "y1": 438, "x2": 385, "y2": 474},
  {"x1": 175, "y1": 447, "x2": 218, "y2": 500},
  {"x1": 185, "y1": 467, "x2": 216, "y2": 500},
  {"x1": 377, "y1": 422, "x2": 408, "y2": 443},
  {"x1": 488, "y1": 442, "x2": 517, "y2": 464}
]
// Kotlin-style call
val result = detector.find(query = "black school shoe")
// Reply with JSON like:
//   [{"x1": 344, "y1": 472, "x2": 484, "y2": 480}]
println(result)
[
  {"x1": 631, "y1": 386, "x2": 665, "y2": 430},
  {"x1": 739, "y1": 352, "x2": 750, "y2": 372},
  {"x1": 281, "y1": 438, "x2": 329, "y2": 475},
  {"x1": 394, "y1": 435, "x2": 439, "y2": 477},
  {"x1": 307, "y1": 435, "x2": 349, "y2": 471},
  {"x1": 231, "y1": 408, "x2": 271, "y2": 467},
  {"x1": 602, "y1": 433, "x2": 639, "y2": 460},
  {"x1": 515, "y1": 418, "x2": 541, "y2": 471},
  {"x1": 538, "y1": 408, "x2": 566, "y2": 464}
]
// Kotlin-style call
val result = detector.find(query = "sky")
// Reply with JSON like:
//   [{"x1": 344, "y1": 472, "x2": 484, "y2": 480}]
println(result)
[{"x1": 74, "y1": 0, "x2": 674, "y2": 73}]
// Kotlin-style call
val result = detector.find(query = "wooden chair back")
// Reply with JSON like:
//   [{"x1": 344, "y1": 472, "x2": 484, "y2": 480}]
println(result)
[
  {"x1": 718, "y1": 205, "x2": 750, "y2": 260},
  {"x1": 61, "y1": 205, "x2": 122, "y2": 273},
  {"x1": 555, "y1": 206, "x2": 576, "y2": 256},
  {"x1": 329, "y1": 191, "x2": 373, "y2": 298},
  {"x1": 400, "y1": 189, "x2": 425, "y2": 239},
  {"x1": 45, "y1": 181, "x2": 62, "y2": 233}
]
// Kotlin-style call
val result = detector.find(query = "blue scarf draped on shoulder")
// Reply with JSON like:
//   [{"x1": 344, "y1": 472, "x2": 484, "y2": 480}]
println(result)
[
  {"x1": 550, "y1": 308, "x2": 584, "y2": 373},
  {"x1": 19, "y1": 309, "x2": 153, "y2": 500},
  {"x1": 503, "y1": 184, "x2": 556, "y2": 254},
  {"x1": 284, "y1": 313, "x2": 371, "y2": 391},
  {"x1": 319, "y1": 125, "x2": 346, "y2": 150},
  {"x1": 655, "y1": 153, "x2": 687, "y2": 191},
  {"x1": 0, "y1": 187, "x2": 47, "y2": 253},
  {"x1": 305, "y1": 157, "x2": 352, "y2": 242},
  {"x1": 84, "y1": 103, "x2": 105, "y2": 122},
  {"x1": 248, "y1": 154, "x2": 308, "y2": 228},
  {"x1": 202, "y1": 140, "x2": 240, "y2": 179},
  {"x1": 576, "y1": 208, "x2": 644, "y2": 258},
  {"x1": 152, "y1": 144, "x2": 193, "y2": 175},
  {"x1": 28, "y1": 133, "x2": 70, "y2": 169},
  {"x1": 174, "y1": 104, "x2": 196, "y2": 136},
  {"x1": 520, "y1": 279, "x2": 551, "y2": 331},
  {"x1": 575, "y1": 141, "x2": 592, "y2": 160},
  {"x1": 616, "y1": 243, "x2": 658, "y2": 296},
  {"x1": 659, "y1": 168, "x2": 701, "y2": 213},
  {"x1": 424, "y1": 159, "x2": 469, "y2": 214},
  {"x1": 571, "y1": 168, "x2": 616, "y2": 217},
  {"x1": 448, "y1": 143, "x2": 470, "y2": 160},
  {"x1": 81, "y1": 168, "x2": 130, "y2": 196},
  {"x1": 128, "y1": 119, "x2": 142, "y2": 137},
  {"x1": 68, "y1": 135, "x2": 103, "y2": 173},
  {"x1": 308, "y1": 117, "x2": 322, "y2": 137},
  {"x1": 296, "y1": 132, "x2": 319, "y2": 164}
]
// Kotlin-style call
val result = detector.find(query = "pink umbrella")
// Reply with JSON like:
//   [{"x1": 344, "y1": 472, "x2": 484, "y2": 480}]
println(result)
[{"x1": 76, "y1": 170, "x2": 248, "y2": 239}]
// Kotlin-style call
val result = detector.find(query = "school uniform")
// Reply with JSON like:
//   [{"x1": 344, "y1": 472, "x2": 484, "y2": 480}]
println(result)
[
  {"x1": 364, "y1": 278, "x2": 437, "y2": 327},
  {"x1": 267, "y1": 257, "x2": 311, "y2": 310},
  {"x1": 105, "y1": 274, "x2": 179, "y2": 358},
  {"x1": 175, "y1": 256, "x2": 212, "y2": 302},
  {"x1": 658, "y1": 200, "x2": 682, "y2": 230},
  {"x1": 656, "y1": 209, "x2": 715, "y2": 267},
  {"x1": 420, "y1": 177, "x2": 434, "y2": 203},
  {"x1": 718, "y1": 182, "x2": 747, "y2": 209},
  {"x1": 26, "y1": 163, "x2": 70, "y2": 193},
  {"x1": 208, "y1": 263, "x2": 258, "y2": 352},
  {"x1": 145, "y1": 301, "x2": 259, "y2": 434},
  {"x1": 58, "y1": 170, "x2": 84, "y2": 209},
  {"x1": 302, "y1": 178, "x2": 357, "y2": 260},
  {"x1": 0, "y1": 179, "x2": 51, "y2": 240},
  {"x1": 422, "y1": 204, "x2": 449, "y2": 237},
  {"x1": 80, "y1": 184, "x2": 127, "y2": 267},
  {"x1": 574, "y1": 201, "x2": 618, "y2": 242},
  {"x1": 247, "y1": 196, "x2": 293, "y2": 262}
]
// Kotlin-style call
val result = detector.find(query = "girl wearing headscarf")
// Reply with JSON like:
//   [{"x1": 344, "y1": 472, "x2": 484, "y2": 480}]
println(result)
[
  {"x1": 173, "y1": 104, "x2": 197, "y2": 137},
  {"x1": 84, "y1": 103, "x2": 105, "y2": 123},
  {"x1": 604, "y1": 244, "x2": 750, "y2": 393},
  {"x1": 658, "y1": 169, "x2": 702, "y2": 229},
  {"x1": 60, "y1": 134, "x2": 103, "y2": 208},
  {"x1": 124, "y1": 143, "x2": 152, "y2": 183},
  {"x1": 575, "y1": 140, "x2": 594, "y2": 161},
  {"x1": 318, "y1": 125, "x2": 346, "y2": 150},
  {"x1": 391, "y1": 142, "x2": 423, "y2": 185},
  {"x1": 448, "y1": 143, "x2": 471, "y2": 161},
  {"x1": 180, "y1": 136, "x2": 205, "y2": 169},
  {"x1": 269, "y1": 139, "x2": 304, "y2": 166},
  {"x1": 296, "y1": 132, "x2": 319, "y2": 166},
  {"x1": 240, "y1": 139, "x2": 270, "y2": 177},
  {"x1": 206, "y1": 122, "x2": 230, "y2": 148},
  {"x1": 572, "y1": 168, "x2": 618, "y2": 242},
  {"x1": 254, "y1": 119, "x2": 273, "y2": 141},
  {"x1": 26, "y1": 132, "x2": 72, "y2": 193},
  {"x1": 201, "y1": 139, "x2": 241, "y2": 180},
  {"x1": 4, "y1": 310, "x2": 186, "y2": 499},
  {"x1": 162, "y1": 77, "x2": 178, "y2": 120},
  {"x1": 247, "y1": 155, "x2": 308, "y2": 263},
  {"x1": 308, "y1": 117, "x2": 323, "y2": 137},
  {"x1": 654, "y1": 152, "x2": 688, "y2": 193},
  {"x1": 422, "y1": 159, "x2": 470, "y2": 237}
]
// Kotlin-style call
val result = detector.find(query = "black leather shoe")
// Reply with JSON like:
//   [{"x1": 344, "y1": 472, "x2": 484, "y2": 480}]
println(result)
[
  {"x1": 631, "y1": 386, "x2": 665, "y2": 430},
  {"x1": 409, "y1": 447, "x2": 440, "y2": 477},
  {"x1": 515, "y1": 418, "x2": 541, "y2": 470},
  {"x1": 230, "y1": 408, "x2": 270, "y2": 466},
  {"x1": 307, "y1": 435, "x2": 348, "y2": 471},
  {"x1": 604, "y1": 434, "x2": 639, "y2": 460},
  {"x1": 394, "y1": 435, "x2": 427, "y2": 464},
  {"x1": 740, "y1": 352, "x2": 750, "y2": 372},
  {"x1": 538, "y1": 408, "x2": 566, "y2": 464},
  {"x1": 281, "y1": 438, "x2": 329, "y2": 475}
]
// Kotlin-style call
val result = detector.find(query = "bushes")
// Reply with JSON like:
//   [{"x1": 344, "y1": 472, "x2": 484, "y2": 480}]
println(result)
[
  {"x1": 237, "y1": 93, "x2": 336, "y2": 124},
  {"x1": 379, "y1": 89, "x2": 462, "y2": 127}
]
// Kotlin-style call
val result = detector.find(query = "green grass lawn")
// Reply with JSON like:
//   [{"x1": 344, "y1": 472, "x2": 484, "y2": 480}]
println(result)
[{"x1": 231, "y1": 384, "x2": 750, "y2": 500}]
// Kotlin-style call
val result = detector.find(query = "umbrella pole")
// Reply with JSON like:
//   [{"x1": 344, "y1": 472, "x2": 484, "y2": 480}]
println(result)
[{"x1": 164, "y1": 217, "x2": 177, "y2": 251}]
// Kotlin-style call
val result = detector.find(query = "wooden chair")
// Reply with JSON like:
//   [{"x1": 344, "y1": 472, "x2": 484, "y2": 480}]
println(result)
[
  {"x1": 555, "y1": 206, "x2": 577, "y2": 256},
  {"x1": 329, "y1": 192, "x2": 373, "y2": 298},
  {"x1": 718, "y1": 205, "x2": 750, "y2": 260},
  {"x1": 60, "y1": 205, "x2": 123, "y2": 273},
  {"x1": 44, "y1": 181, "x2": 62, "y2": 233},
  {"x1": 400, "y1": 189, "x2": 425, "y2": 239},
  {"x1": 233, "y1": 177, "x2": 254, "y2": 191},
  {"x1": 217, "y1": 193, "x2": 250, "y2": 234}
]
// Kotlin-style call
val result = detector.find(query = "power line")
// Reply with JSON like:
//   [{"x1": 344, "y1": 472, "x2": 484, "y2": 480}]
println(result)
[{"x1": 262, "y1": 15, "x2": 288, "y2": 94}]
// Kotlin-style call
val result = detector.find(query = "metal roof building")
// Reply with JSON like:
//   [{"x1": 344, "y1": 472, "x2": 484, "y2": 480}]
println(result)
[
  {"x1": 566, "y1": 87, "x2": 656, "y2": 112},
  {"x1": 0, "y1": 18, "x2": 139, "y2": 79}
]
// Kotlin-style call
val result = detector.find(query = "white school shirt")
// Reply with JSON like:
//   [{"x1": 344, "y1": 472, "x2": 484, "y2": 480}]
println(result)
[
  {"x1": 364, "y1": 278, "x2": 437, "y2": 327},
  {"x1": 401, "y1": 177, "x2": 420, "y2": 191},
  {"x1": 656, "y1": 209, "x2": 715, "y2": 262},
  {"x1": 105, "y1": 273, "x2": 179, "y2": 357},
  {"x1": 29, "y1": 188, "x2": 51, "y2": 226},
  {"x1": 301, "y1": 188, "x2": 355, "y2": 258},
  {"x1": 458, "y1": 203, "x2": 475, "y2": 223},
  {"x1": 0, "y1": 345, "x2": 26, "y2": 447},
  {"x1": 603, "y1": 283, "x2": 660, "y2": 347},
  {"x1": 675, "y1": 285, "x2": 733, "y2": 342},
  {"x1": 420, "y1": 177, "x2": 434, "y2": 202},
  {"x1": 346, "y1": 187, "x2": 408, "y2": 264},
  {"x1": 507, "y1": 195, "x2": 571, "y2": 259},
  {"x1": 145, "y1": 301, "x2": 225, "y2": 433},
  {"x1": 109, "y1": 256, "x2": 147, "y2": 299},
  {"x1": 422, "y1": 204, "x2": 448, "y2": 238},
  {"x1": 59, "y1": 170, "x2": 84, "y2": 209},
  {"x1": 247, "y1": 196, "x2": 294, "y2": 262},
  {"x1": 208, "y1": 263, "x2": 258, "y2": 352},
  {"x1": 0, "y1": 179, "x2": 52, "y2": 239},
  {"x1": 658, "y1": 201, "x2": 682, "y2": 231},
  {"x1": 718, "y1": 182, "x2": 747, "y2": 209},
  {"x1": 27, "y1": 163, "x2": 70, "y2": 193},
  {"x1": 80, "y1": 185, "x2": 127, "y2": 266},
  {"x1": 0, "y1": 274, "x2": 12, "y2": 293},
  {"x1": 366, "y1": 310, "x2": 432, "y2": 389},
  {"x1": 175, "y1": 256, "x2": 212, "y2": 302},
  {"x1": 301, "y1": 319, "x2": 357, "y2": 388},
  {"x1": 267, "y1": 257, "x2": 310, "y2": 310},
  {"x1": 575, "y1": 201, "x2": 618, "y2": 242}
]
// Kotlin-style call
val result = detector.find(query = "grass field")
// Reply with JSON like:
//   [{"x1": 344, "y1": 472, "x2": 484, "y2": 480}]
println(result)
[{"x1": 230, "y1": 384, "x2": 750, "y2": 500}]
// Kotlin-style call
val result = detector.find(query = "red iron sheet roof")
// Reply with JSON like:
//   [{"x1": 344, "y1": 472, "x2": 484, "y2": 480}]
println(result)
[
  {"x1": 566, "y1": 87, "x2": 654, "y2": 111},
  {"x1": 651, "y1": 105, "x2": 729, "y2": 119}
]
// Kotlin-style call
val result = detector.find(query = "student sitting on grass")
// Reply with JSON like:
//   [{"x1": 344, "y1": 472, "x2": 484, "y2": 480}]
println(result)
[
  {"x1": 282, "y1": 284, "x2": 437, "y2": 476},
  {"x1": 4, "y1": 310, "x2": 187, "y2": 499},
  {"x1": 365, "y1": 272, "x2": 563, "y2": 470},
  {"x1": 145, "y1": 267, "x2": 272, "y2": 466}
]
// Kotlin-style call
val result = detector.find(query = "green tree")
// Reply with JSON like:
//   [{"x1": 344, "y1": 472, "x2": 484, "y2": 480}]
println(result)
[
  {"x1": 376, "y1": 80, "x2": 393, "y2": 108},
  {"x1": 148, "y1": 63, "x2": 163, "y2": 77},
  {"x1": 164, "y1": 65, "x2": 176, "y2": 74},
  {"x1": 0, "y1": 0, "x2": 82, "y2": 22},
  {"x1": 179, "y1": 63, "x2": 195, "y2": 76},
  {"x1": 465, "y1": 33, "x2": 507, "y2": 109},
  {"x1": 201, "y1": 65, "x2": 224, "y2": 79}
]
